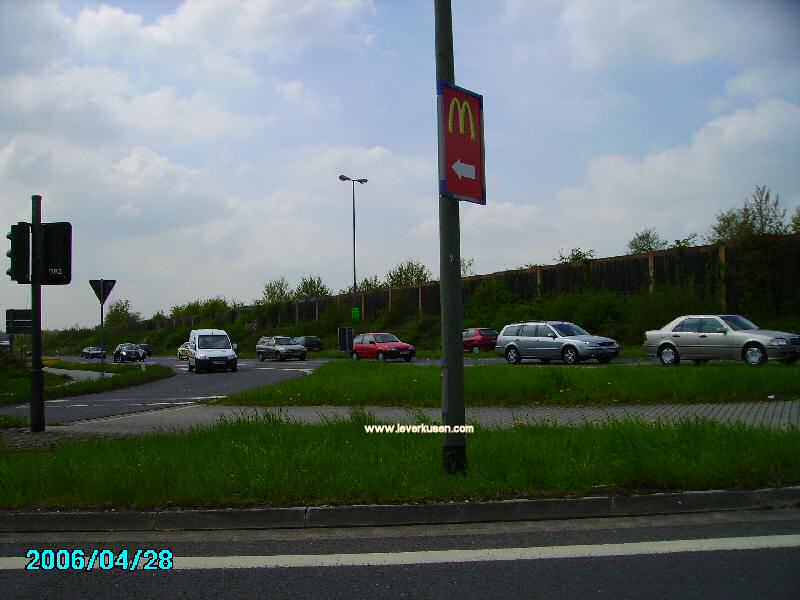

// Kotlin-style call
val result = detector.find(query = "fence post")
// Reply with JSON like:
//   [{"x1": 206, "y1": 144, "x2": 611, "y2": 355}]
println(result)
[
  {"x1": 718, "y1": 245, "x2": 727, "y2": 312},
  {"x1": 419, "y1": 285, "x2": 423, "y2": 314},
  {"x1": 648, "y1": 252, "x2": 655, "y2": 294},
  {"x1": 535, "y1": 267, "x2": 542, "y2": 296},
  {"x1": 388, "y1": 288, "x2": 392, "y2": 313}
]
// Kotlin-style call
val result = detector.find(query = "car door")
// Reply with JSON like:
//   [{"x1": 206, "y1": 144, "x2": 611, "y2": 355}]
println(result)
[
  {"x1": 536, "y1": 324, "x2": 561, "y2": 359},
  {"x1": 462, "y1": 329, "x2": 475, "y2": 351},
  {"x1": 516, "y1": 325, "x2": 538, "y2": 357},
  {"x1": 362, "y1": 334, "x2": 377, "y2": 359},
  {"x1": 670, "y1": 318, "x2": 702, "y2": 358},
  {"x1": 696, "y1": 317, "x2": 731, "y2": 360}
]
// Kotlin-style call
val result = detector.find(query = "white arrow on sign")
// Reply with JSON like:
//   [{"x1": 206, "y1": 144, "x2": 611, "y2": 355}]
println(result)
[{"x1": 452, "y1": 159, "x2": 476, "y2": 180}]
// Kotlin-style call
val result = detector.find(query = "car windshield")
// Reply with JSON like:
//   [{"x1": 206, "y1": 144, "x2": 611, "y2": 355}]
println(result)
[
  {"x1": 198, "y1": 335, "x2": 231, "y2": 349},
  {"x1": 720, "y1": 315, "x2": 759, "y2": 331},
  {"x1": 274, "y1": 337, "x2": 294, "y2": 345},
  {"x1": 374, "y1": 333, "x2": 400, "y2": 343},
  {"x1": 552, "y1": 323, "x2": 590, "y2": 337},
  {"x1": 121, "y1": 344, "x2": 137, "y2": 350}
]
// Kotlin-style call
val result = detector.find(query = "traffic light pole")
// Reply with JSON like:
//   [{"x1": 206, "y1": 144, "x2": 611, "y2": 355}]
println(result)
[
  {"x1": 30, "y1": 194, "x2": 44, "y2": 432},
  {"x1": 435, "y1": 0, "x2": 466, "y2": 474}
]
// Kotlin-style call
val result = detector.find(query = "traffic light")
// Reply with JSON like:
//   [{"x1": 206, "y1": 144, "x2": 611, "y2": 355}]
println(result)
[
  {"x1": 41, "y1": 222, "x2": 72, "y2": 285},
  {"x1": 6, "y1": 222, "x2": 30, "y2": 283}
]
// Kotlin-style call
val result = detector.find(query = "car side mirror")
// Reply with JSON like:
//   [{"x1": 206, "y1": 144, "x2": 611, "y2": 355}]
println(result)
[{"x1": 233, "y1": 343, "x2": 238, "y2": 350}]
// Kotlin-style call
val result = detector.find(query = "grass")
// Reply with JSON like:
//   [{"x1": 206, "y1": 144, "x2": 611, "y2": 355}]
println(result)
[
  {"x1": 0, "y1": 415, "x2": 29, "y2": 429},
  {"x1": 0, "y1": 357, "x2": 174, "y2": 406},
  {"x1": 217, "y1": 361, "x2": 800, "y2": 408},
  {"x1": 0, "y1": 413, "x2": 797, "y2": 509}
]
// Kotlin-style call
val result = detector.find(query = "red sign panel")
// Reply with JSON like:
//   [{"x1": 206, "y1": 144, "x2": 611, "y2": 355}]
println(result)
[{"x1": 438, "y1": 82, "x2": 485, "y2": 205}]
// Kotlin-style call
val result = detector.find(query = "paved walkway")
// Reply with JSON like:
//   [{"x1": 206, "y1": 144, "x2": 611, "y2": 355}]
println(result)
[{"x1": 43, "y1": 399, "x2": 800, "y2": 436}]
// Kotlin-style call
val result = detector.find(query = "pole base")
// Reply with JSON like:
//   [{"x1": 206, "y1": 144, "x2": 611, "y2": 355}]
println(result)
[{"x1": 443, "y1": 444, "x2": 467, "y2": 474}]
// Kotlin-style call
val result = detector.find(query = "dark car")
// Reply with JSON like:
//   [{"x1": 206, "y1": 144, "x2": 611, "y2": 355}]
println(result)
[
  {"x1": 351, "y1": 332, "x2": 415, "y2": 362},
  {"x1": 255, "y1": 336, "x2": 307, "y2": 361},
  {"x1": 113, "y1": 343, "x2": 146, "y2": 363},
  {"x1": 463, "y1": 328, "x2": 499, "y2": 353},
  {"x1": 81, "y1": 346, "x2": 106, "y2": 359},
  {"x1": 138, "y1": 343, "x2": 152, "y2": 357},
  {"x1": 294, "y1": 336, "x2": 324, "y2": 352}
]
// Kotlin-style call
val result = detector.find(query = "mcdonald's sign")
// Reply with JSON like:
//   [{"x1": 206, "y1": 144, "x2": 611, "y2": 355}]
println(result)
[{"x1": 437, "y1": 81, "x2": 485, "y2": 205}]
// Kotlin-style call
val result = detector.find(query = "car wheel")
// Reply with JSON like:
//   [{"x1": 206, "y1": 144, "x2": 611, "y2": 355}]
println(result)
[
  {"x1": 658, "y1": 344, "x2": 680, "y2": 366},
  {"x1": 377, "y1": 351, "x2": 385, "y2": 362},
  {"x1": 561, "y1": 346, "x2": 580, "y2": 365},
  {"x1": 743, "y1": 343, "x2": 766, "y2": 366},
  {"x1": 188, "y1": 361, "x2": 194, "y2": 372},
  {"x1": 403, "y1": 356, "x2": 412, "y2": 362},
  {"x1": 258, "y1": 352, "x2": 265, "y2": 362},
  {"x1": 276, "y1": 352, "x2": 284, "y2": 362},
  {"x1": 505, "y1": 347, "x2": 521, "y2": 364},
  {"x1": 231, "y1": 364, "x2": 238, "y2": 372},
  {"x1": 471, "y1": 345, "x2": 480, "y2": 354},
  {"x1": 351, "y1": 351, "x2": 359, "y2": 360}
]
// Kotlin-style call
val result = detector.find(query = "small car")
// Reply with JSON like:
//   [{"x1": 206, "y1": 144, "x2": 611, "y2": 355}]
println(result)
[
  {"x1": 113, "y1": 343, "x2": 146, "y2": 363},
  {"x1": 644, "y1": 314, "x2": 800, "y2": 366},
  {"x1": 256, "y1": 336, "x2": 307, "y2": 361},
  {"x1": 463, "y1": 328, "x2": 499, "y2": 353},
  {"x1": 81, "y1": 346, "x2": 106, "y2": 359},
  {"x1": 293, "y1": 335, "x2": 325, "y2": 352},
  {"x1": 177, "y1": 342, "x2": 190, "y2": 360},
  {"x1": 351, "y1": 332, "x2": 415, "y2": 362},
  {"x1": 495, "y1": 321, "x2": 619, "y2": 365},
  {"x1": 138, "y1": 343, "x2": 152, "y2": 357}
]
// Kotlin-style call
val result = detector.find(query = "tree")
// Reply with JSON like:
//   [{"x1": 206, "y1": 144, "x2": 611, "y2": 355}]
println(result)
[
  {"x1": 294, "y1": 275, "x2": 331, "y2": 300},
  {"x1": 706, "y1": 185, "x2": 788, "y2": 244},
  {"x1": 790, "y1": 205, "x2": 800, "y2": 234},
  {"x1": 460, "y1": 257, "x2": 475, "y2": 277},
  {"x1": 626, "y1": 227, "x2": 668, "y2": 254},
  {"x1": 671, "y1": 233, "x2": 698, "y2": 249},
  {"x1": 358, "y1": 275, "x2": 383, "y2": 292},
  {"x1": 554, "y1": 248, "x2": 596, "y2": 264},
  {"x1": 384, "y1": 259, "x2": 432, "y2": 287},
  {"x1": 104, "y1": 299, "x2": 141, "y2": 329},
  {"x1": 261, "y1": 276, "x2": 293, "y2": 304}
]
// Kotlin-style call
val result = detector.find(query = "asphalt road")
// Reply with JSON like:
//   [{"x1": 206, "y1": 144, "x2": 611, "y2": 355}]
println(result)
[
  {"x1": 1, "y1": 509, "x2": 798, "y2": 599},
  {"x1": 0, "y1": 356, "x2": 327, "y2": 425}
]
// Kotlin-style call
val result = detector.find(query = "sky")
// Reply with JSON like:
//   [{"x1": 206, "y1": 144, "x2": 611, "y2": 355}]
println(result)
[{"x1": 1, "y1": 0, "x2": 799, "y2": 330}]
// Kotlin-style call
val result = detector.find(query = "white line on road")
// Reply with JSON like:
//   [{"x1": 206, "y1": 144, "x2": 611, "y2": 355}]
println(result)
[{"x1": 4, "y1": 535, "x2": 796, "y2": 570}]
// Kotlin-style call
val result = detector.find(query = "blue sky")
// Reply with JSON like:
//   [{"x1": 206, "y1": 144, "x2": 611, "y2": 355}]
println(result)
[{"x1": 1, "y1": 0, "x2": 799, "y2": 329}]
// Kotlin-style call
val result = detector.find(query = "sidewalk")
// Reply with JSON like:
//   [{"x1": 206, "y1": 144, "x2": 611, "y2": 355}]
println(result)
[{"x1": 44, "y1": 398, "x2": 800, "y2": 437}]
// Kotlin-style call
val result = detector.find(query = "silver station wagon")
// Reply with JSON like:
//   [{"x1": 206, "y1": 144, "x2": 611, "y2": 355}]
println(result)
[
  {"x1": 644, "y1": 314, "x2": 800, "y2": 366},
  {"x1": 495, "y1": 321, "x2": 619, "y2": 365}
]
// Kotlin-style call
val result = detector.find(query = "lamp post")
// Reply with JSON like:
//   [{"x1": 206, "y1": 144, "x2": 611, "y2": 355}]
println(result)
[{"x1": 338, "y1": 174, "x2": 368, "y2": 319}]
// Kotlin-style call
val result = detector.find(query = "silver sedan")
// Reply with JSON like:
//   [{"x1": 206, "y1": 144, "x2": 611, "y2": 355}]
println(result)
[{"x1": 644, "y1": 314, "x2": 800, "y2": 366}]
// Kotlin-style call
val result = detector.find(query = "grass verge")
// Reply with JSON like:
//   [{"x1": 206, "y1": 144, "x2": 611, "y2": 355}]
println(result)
[
  {"x1": 0, "y1": 415, "x2": 28, "y2": 429},
  {"x1": 218, "y1": 361, "x2": 800, "y2": 407},
  {"x1": 0, "y1": 358, "x2": 174, "y2": 406},
  {"x1": 0, "y1": 413, "x2": 797, "y2": 509}
]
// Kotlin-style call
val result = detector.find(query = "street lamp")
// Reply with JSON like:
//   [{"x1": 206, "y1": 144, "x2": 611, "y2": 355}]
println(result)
[{"x1": 338, "y1": 174, "x2": 368, "y2": 315}]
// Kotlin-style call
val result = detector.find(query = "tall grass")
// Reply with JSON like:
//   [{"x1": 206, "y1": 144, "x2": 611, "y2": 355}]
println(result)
[
  {"x1": 219, "y1": 361, "x2": 800, "y2": 407},
  {"x1": 0, "y1": 414, "x2": 797, "y2": 509}
]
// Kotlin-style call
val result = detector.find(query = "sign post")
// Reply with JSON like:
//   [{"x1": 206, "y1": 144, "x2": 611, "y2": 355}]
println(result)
[
  {"x1": 90, "y1": 279, "x2": 116, "y2": 377},
  {"x1": 434, "y1": 0, "x2": 486, "y2": 474}
]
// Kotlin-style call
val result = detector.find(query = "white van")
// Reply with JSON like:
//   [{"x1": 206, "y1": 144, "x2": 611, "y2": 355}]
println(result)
[{"x1": 188, "y1": 328, "x2": 238, "y2": 373}]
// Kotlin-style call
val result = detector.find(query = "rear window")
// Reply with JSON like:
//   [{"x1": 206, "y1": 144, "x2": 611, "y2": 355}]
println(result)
[
  {"x1": 479, "y1": 329, "x2": 498, "y2": 336},
  {"x1": 502, "y1": 325, "x2": 520, "y2": 336}
]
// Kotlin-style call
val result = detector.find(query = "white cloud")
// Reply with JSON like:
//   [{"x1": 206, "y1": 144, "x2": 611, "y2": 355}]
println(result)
[
  {"x1": 275, "y1": 80, "x2": 323, "y2": 116},
  {"x1": 560, "y1": 0, "x2": 800, "y2": 70}
]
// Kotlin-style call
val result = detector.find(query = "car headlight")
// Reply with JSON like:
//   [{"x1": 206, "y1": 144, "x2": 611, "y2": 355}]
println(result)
[
  {"x1": 197, "y1": 353, "x2": 207, "y2": 360},
  {"x1": 770, "y1": 338, "x2": 788, "y2": 346},
  {"x1": 121, "y1": 351, "x2": 127, "y2": 355},
  {"x1": 585, "y1": 342, "x2": 600, "y2": 348}
]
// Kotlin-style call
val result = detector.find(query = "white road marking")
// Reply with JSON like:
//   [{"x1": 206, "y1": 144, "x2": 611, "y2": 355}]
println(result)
[{"x1": 3, "y1": 535, "x2": 796, "y2": 571}]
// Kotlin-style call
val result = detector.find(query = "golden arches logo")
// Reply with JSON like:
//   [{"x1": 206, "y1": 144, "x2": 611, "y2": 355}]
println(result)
[{"x1": 448, "y1": 97, "x2": 477, "y2": 140}]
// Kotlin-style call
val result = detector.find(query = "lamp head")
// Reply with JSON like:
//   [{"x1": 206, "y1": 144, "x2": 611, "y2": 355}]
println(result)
[{"x1": 338, "y1": 174, "x2": 350, "y2": 181}]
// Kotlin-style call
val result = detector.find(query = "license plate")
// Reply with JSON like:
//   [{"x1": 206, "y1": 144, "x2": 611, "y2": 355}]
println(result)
[
  {"x1": 213, "y1": 360, "x2": 225, "y2": 365},
  {"x1": 400, "y1": 351, "x2": 409, "y2": 355}
]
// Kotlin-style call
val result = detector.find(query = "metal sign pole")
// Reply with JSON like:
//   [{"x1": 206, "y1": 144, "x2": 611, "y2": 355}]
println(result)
[
  {"x1": 435, "y1": 0, "x2": 466, "y2": 473},
  {"x1": 100, "y1": 279, "x2": 105, "y2": 378},
  {"x1": 30, "y1": 195, "x2": 44, "y2": 432}
]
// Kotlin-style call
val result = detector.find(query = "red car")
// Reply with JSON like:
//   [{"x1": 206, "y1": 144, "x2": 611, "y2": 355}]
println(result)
[
  {"x1": 351, "y1": 332, "x2": 416, "y2": 362},
  {"x1": 463, "y1": 328, "x2": 499, "y2": 353}
]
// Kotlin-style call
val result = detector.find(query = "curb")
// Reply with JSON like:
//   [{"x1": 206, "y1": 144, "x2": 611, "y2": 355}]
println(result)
[{"x1": 2, "y1": 487, "x2": 798, "y2": 533}]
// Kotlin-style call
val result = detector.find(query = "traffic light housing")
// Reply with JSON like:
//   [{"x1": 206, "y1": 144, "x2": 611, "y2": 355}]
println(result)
[
  {"x1": 41, "y1": 222, "x2": 72, "y2": 285},
  {"x1": 6, "y1": 222, "x2": 30, "y2": 283}
]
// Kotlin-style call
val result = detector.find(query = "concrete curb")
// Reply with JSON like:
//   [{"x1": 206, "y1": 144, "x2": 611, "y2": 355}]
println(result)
[{"x1": 2, "y1": 487, "x2": 798, "y2": 533}]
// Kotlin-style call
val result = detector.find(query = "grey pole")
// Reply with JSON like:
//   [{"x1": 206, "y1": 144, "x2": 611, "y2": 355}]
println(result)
[
  {"x1": 435, "y1": 0, "x2": 466, "y2": 473},
  {"x1": 352, "y1": 180, "x2": 357, "y2": 308},
  {"x1": 30, "y1": 194, "x2": 44, "y2": 432},
  {"x1": 100, "y1": 279, "x2": 105, "y2": 378}
]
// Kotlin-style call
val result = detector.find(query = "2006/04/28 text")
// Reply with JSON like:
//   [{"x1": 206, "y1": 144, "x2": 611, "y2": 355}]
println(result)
[{"x1": 25, "y1": 548, "x2": 173, "y2": 571}]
